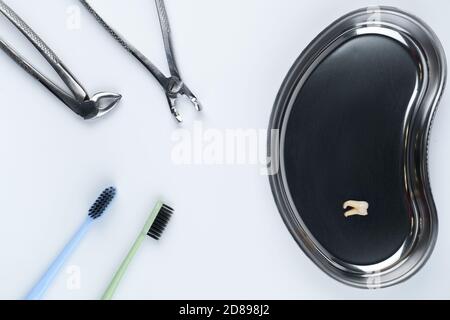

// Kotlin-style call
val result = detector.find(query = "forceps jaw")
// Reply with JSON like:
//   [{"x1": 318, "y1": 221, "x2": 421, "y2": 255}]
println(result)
[
  {"x1": 166, "y1": 93, "x2": 182, "y2": 123},
  {"x1": 86, "y1": 92, "x2": 122, "y2": 120},
  {"x1": 180, "y1": 85, "x2": 202, "y2": 112},
  {"x1": 61, "y1": 91, "x2": 121, "y2": 120},
  {"x1": 164, "y1": 77, "x2": 201, "y2": 122}
]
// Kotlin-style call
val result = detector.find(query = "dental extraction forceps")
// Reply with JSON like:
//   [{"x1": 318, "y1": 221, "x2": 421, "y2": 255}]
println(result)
[
  {"x1": 80, "y1": 0, "x2": 201, "y2": 122},
  {"x1": 0, "y1": 0, "x2": 121, "y2": 120}
]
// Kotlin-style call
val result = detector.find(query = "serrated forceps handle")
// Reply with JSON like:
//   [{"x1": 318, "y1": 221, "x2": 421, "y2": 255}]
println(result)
[
  {"x1": 0, "y1": 0, "x2": 121, "y2": 120},
  {"x1": 155, "y1": 0, "x2": 179, "y2": 78},
  {"x1": 0, "y1": 0, "x2": 88, "y2": 102},
  {"x1": 78, "y1": 0, "x2": 169, "y2": 90}
]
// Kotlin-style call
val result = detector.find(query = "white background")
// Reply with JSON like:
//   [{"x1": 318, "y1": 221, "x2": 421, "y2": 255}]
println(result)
[{"x1": 0, "y1": 0, "x2": 449, "y2": 300}]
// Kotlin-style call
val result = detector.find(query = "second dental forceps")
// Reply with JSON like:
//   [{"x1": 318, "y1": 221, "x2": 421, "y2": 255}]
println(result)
[
  {"x1": 0, "y1": 0, "x2": 121, "y2": 120},
  {"x1": 80, "y1": 0, "x2": 201, "y2": 122}
]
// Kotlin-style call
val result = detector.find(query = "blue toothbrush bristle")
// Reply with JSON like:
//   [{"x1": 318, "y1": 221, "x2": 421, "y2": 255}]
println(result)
[{"x1": 89, "y1": 187, "x2": 116, "y2": 219}]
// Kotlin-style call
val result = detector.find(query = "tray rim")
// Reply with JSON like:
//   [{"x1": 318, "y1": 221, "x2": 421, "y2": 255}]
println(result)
[{"x1": 267, "y1": 6, "x2": 447, "y2": 288}]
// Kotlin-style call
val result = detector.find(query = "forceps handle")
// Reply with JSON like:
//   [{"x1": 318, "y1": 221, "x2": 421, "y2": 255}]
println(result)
[
  {"x1": 79, "y1": 0, "x2": 169, "y2": 89},
  {"x1": 0, "y1": 0, "x2": 59, "y2": 65},
  {"x1": 0, "y1": 0, "x2": 89, "y2": 102},
  {"x1": 155, "y1": 0, "x2": 179, "y2": 78}
]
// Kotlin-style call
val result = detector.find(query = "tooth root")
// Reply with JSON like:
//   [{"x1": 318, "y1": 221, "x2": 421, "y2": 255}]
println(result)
[
  {"x1": 344, "y1": 208, "x2": 368, "y2": 217},
  {"x1": 343, "y1": 200, "x2": 369, "y2": 217}
]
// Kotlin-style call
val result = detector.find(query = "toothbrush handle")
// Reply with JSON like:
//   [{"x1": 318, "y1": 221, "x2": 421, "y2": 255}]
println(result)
[
  {"x1": 102, "y1": 234, "x2": 146, "y2": 300},
  {"x1": 25, "y1": 218, "x2": 93, "y2": 300}
]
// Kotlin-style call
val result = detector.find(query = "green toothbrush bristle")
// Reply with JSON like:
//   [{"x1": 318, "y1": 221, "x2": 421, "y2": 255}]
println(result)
[
  {"x1": 147, "y1": 204, "x2": 174, "y2": 240},
  {"x1": 89, "y1": 187, "x2": 116, "y2": 220}
]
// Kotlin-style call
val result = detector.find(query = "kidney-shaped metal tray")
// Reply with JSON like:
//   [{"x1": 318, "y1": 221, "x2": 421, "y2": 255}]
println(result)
[{"x1": 268, "y1": 7, "x2": 447, "y2": 288}]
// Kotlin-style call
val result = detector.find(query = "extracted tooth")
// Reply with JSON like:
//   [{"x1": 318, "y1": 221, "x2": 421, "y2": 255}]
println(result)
[{"x1": 343, "y1": 200, "x2": 369, "y2": 217}]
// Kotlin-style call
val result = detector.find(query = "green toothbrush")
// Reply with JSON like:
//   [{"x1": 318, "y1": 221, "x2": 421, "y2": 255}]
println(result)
[{"x1": 102, "y1": 201, "x2": 174, "y2": 300}]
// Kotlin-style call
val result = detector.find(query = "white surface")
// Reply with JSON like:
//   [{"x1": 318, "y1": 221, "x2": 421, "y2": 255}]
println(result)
[{"x1": 0, "y1": 0, "x2": 449, "y2": 300}]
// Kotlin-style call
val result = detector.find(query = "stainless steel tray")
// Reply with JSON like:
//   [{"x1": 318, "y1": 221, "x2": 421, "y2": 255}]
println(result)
[{"x1": 268, "y1": 6, "x2": 447, "y2": 288}]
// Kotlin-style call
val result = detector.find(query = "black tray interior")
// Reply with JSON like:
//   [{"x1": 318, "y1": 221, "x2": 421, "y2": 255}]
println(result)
[{"x1": 283, "y1": 34, "x2": 418, "y2": 265}]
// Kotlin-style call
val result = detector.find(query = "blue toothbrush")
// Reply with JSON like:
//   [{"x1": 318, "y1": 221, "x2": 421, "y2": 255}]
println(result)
[{"x1": 25, "y1": 187, "x2": 116, "y2": 300}]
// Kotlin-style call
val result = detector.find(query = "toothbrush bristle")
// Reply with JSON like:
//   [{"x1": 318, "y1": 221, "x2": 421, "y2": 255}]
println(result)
[
  {"x1": 147, "y1": 204, "x2": 174, "y2": 240},
  {"x1": 89, "y1": 187, "x2": 116, "y2": 219}
]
